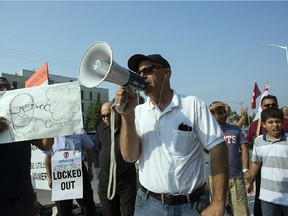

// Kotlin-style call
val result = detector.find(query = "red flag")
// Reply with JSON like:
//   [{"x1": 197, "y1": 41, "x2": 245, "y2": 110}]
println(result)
[
  {"x1": 251, "y1": 82, "x2": 261, "y2": 109},
  {"x1": 253, "y1": 83, "x2": 269, "y2": 121}
]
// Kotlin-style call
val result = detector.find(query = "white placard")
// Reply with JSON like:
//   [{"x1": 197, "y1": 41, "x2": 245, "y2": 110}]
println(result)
[
  {"x1": 31, "y1": 145, "x2": 50, "y2": 190},
  {"x1": 0, "y1": 81, "x2": 83, "y2": 144},
  {"x1": 51, "y1": 150, "x2": 83, "y2": 201}
]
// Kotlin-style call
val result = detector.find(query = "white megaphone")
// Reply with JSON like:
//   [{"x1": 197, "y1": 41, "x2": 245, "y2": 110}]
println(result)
[{"x1": 79, "y1": 41, "x2": 146, "y2": 91}]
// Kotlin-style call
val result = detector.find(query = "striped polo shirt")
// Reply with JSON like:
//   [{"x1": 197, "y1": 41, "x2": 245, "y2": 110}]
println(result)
[{"x1": 252, "y1": 131, "x2": 288, "y2": 206}]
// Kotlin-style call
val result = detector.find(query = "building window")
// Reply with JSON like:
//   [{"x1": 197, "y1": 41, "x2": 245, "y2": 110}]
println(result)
[
  {"x1": 12, "y1": 81, "x2": 17, "y2": 89},
  {"x1": 49, "y1": 79, "x2": 55, "y2": 84},
  {"x1": 81, "y1": 103, "x2": 84, "y2": 112},
  {"x1": 81, "y1": 90, "x2": 84, "y2": 99},
  {"x1": 90, "y1": 92, "x2": 92, "y2": 100}
]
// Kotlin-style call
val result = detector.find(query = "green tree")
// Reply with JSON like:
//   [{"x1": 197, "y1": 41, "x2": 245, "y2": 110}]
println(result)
[
  {"x1": 137, "y1": 93, "x2": 145, "y2": 104},
  {"x1": 85, "y1": 94, "x2": 102, "y2": 131},
  {"x1": 85, "y1": 92, "x2": 145, "y2": 131}
]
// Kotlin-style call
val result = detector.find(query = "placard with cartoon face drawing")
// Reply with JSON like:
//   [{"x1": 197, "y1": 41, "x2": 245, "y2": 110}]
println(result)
[{"x1": 0, "y1": 81, "x2": 83, "y2": 144}]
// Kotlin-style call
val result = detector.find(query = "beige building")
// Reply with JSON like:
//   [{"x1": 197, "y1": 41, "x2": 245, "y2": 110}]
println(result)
[{"x1": 0, "y1": 69, "x2": 109, "y2": 126}]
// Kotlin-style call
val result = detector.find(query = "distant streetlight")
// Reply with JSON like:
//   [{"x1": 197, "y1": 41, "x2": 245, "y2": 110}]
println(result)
[{"x1": 263, "y1": 44, "x2": 288, "y2": 65}]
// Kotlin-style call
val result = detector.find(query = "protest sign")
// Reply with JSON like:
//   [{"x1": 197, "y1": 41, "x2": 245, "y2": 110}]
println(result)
[
  {"x1": 30, "y1": 145, "x2": 50, "y2": 190},
  {"x1": 51, "y1": 150, "x2": 83, "y2": 201},
  {"x1": 0, "y1": 81, "x2": 83, "y2": 144}
]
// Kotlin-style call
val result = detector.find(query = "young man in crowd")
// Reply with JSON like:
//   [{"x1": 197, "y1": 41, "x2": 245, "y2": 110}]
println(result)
[
  {"x1": 246, "y1": 107, "x2": 288, "y2": 215},
  {"x1": 209, "y1": 101, "x2": 250, "y2": 216}
]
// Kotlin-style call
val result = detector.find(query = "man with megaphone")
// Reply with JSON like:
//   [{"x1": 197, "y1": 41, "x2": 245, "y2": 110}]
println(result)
[{"x1": 114, "y1": 54, "x2": 229, "y2": 216}]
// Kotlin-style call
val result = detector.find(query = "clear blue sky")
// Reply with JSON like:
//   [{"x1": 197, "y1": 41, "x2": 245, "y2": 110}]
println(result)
[{"x1": 1, "y1": 1, "x2": 288, "y2": 115}]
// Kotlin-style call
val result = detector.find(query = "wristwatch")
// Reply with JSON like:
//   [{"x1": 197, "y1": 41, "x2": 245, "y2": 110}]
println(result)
[{"x1": 242, "y1": 168, "x2": 250, "y2": 173}]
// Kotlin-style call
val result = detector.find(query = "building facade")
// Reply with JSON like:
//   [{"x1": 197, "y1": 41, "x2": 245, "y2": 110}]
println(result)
[{"x1": 0, "y1": 69, "x2": 109, "y2": 126}]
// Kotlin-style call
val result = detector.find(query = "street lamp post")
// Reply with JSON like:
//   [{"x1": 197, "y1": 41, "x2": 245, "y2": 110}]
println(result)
[{"x1": 263, "y1": 43, "x2": 288, "y2": 65}]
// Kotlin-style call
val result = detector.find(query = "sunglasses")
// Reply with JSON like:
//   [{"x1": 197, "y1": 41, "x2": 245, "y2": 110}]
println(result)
[
  {"x1": 137, "y1": 65, "x2": 164, "y2": 75},
  {"x1": 101, "y1": 113, "x2": 111, "y2": 119},
  {"x1": 263, "y1": 103, "x2": 278, "y2": 108}
]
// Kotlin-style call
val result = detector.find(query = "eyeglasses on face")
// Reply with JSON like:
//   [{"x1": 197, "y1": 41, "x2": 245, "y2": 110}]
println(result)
[
  {"x1": 263, "y1": 103, "x2": 278, "y2": 108},
  {"x1": 101, "y1": 113, "x2": 111, "y2": 119},
  {"x1": 10, "y1": 104, "x2": 34, "y2": 114},
  {"x1": 137, "y1": 65, "x2": 164, "y2": 76}
]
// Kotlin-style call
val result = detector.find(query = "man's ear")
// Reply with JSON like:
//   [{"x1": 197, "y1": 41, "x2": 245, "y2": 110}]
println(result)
[
  {"x1": 165, "y1": 68, "x2": 171, "y2": 78},
  {"x1": 261, "y1": 121, "x2": 266, "y2": 129}
]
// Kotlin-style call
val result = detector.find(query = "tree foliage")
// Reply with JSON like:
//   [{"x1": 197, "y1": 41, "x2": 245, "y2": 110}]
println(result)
[
  {"x1": 85, "y1": 94, "x2": 103, "y2": 131},
  {"x1": 85, "y1": 92, "x2": 145, "y2": 131},
  {"x1": 138, "y1": 93, "x2": 145, "y2": 104}
]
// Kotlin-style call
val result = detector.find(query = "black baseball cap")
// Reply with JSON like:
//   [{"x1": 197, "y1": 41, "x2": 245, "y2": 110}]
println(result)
[{"x1": 128, "y1": 54, "x2": 171, "y2": 72}]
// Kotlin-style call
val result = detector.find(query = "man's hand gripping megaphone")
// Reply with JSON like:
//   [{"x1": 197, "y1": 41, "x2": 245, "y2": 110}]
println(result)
[{"x1": 114, "y1": 86, "x2": 138, "y2": 115}]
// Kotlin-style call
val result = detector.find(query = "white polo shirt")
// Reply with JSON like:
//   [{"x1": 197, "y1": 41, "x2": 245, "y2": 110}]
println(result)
[{"x1": 135, "y1": 91, "x2": 224, "y2": 194}]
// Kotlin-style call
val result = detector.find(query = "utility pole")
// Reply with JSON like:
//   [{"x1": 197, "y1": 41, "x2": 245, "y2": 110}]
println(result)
[{"x1": 237, "y1": 101, "x2": 245, "y2": 109}]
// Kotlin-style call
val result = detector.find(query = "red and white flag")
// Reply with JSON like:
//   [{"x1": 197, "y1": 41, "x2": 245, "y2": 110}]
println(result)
[
  {"x1": 253, "y1": 83, "x2": 269, "y2": 122},
  {"x1": 251, "y1": 82, "x2": 261, "y2": 109}
]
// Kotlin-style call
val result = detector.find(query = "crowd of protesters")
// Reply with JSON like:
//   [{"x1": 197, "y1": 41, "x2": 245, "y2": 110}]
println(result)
[{"x1": 1, "y1": 51, "x2": 288, "y2": 216}]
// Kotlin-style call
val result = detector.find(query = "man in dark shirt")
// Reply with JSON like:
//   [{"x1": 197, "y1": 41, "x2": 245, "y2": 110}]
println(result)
[{"x1": 96, "y1": 101, "x2": 137, "y2": 216}]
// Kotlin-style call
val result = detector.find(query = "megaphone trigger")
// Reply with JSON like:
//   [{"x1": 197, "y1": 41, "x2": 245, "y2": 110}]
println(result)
[
  {"x1": 114, "y1": 103, "x2": 127, "y2": 113},
  {"x1": 113, "y1": 86, "x2": 130, "y2": 113}
]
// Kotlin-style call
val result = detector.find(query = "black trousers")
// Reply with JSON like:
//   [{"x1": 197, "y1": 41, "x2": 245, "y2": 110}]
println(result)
[
  {"x1": 56, "y1": 162, "x2": 97, "y2": 216},
  {"x1": 0, "y1": 187, "x2": 34, "y2": 216},
  {"x1": 254, "y1": 170, "x2": 262, "y2": 216},
  {"x1": 98, "y1": 171, "x2": 137, "y2": 216}
]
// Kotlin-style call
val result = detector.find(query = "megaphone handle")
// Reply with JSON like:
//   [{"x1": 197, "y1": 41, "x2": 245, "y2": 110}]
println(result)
[
  {"x1": 115, "y1": 103, "x2": 127, "y2": 113},
  {"x1": 114, "y1": 85, "x2": 136, "y2": 112}
]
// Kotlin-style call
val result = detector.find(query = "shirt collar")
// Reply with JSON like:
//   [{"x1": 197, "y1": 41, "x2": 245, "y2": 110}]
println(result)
[
  {"x1": 147, "y1": 89, "x2": 179, "y2": 111},
  {"x1": 263, "y1": 129, "x2": 287, "y2": 142}
]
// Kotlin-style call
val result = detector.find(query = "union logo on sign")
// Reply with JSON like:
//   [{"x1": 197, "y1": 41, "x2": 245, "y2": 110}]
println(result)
[{"x1": 63, "y1": 152, "x2": 69, "y2": 158}]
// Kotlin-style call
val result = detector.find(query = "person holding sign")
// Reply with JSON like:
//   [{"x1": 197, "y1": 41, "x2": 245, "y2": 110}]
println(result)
[
  {"x1": 0, "y1": 77, "x2": 54, "y2": 216},
  {"x1": 44, "y1": 132, "x2": 97, "y2": 216},
  {"x1": 209, "y1": 102, "x2": 250, "y2": 216}
]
